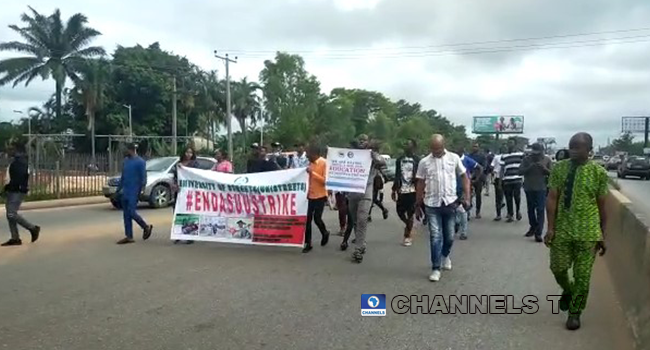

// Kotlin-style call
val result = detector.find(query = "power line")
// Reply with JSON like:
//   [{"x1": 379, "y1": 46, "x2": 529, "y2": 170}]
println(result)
[
  {"x1": 235, "y1": 34, "x2": 650, "y2": 60},
  {"x1": 224, "y1": 25, "x2": 650, "y2": 54}
]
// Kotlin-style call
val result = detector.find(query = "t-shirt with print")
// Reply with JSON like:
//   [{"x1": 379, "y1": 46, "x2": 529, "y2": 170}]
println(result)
[
  {"x1": 398, "y1": 156, "x2": 416, "y2": 194},
  {"x1": 548, "y1": 160, "x2": 608, "y2": 242}
]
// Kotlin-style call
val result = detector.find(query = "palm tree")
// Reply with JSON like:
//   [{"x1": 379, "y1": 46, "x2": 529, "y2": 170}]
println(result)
[
  {"x1": 231, "y1": 78, "x2": 261, "y2": 151},
  {"x1": 72, "y1": 58, "x2": 111, "y2": 163},
  {"x1": 0, "y1": 6, "x2": 105, "y2": 121}
]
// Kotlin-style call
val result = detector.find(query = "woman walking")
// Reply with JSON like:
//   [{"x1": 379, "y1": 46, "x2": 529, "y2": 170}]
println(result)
[{"x1": 174, "y1": 146, "x2": 199, "y2": 244}]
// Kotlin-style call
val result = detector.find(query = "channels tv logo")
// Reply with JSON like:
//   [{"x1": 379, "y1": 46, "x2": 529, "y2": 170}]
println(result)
[{"x1": 361, "y1": 294, "x2": 386, "y2": 316}]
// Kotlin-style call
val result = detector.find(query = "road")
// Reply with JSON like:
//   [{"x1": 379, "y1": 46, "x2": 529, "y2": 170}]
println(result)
[
  {"x1": 0, "y1": 196, "x2": 635, "y2": 350},
  {"x1": 609, "y1": 171, "x2": 650, "y2": 216}
]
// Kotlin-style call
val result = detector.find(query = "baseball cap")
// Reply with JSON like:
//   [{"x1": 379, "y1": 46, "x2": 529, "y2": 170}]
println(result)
[{"x1": 250, "y1": 142, "x2": 259, "y2": 149}]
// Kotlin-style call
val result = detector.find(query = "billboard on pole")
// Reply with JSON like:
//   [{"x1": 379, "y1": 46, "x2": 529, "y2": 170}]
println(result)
[
  {"x1": 473, "y1": 115, "x2": 524, "y2": 134},
  {"x1": 621, "y1": 116, "x2": 649, "y2": 133}
]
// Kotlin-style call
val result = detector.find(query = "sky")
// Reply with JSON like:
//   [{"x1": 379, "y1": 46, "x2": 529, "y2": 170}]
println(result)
[{"x1": 1, "y1": 0, "x2": 650, "y2": 148}]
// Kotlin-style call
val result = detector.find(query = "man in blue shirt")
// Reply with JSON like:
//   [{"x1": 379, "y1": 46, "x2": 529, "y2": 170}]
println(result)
[
  {"x1": 455, "y1": 147, "x2": 482, "y2": 240},
  {"x1": 116, "y1": 143, "x2": 153, "y2": 244}
]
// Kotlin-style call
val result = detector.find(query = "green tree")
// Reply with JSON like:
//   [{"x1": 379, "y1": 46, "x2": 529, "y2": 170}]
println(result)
[
  {"x1": 72, "y1": 58, "x2": 111, "y2": 162},
  {"x1": 0, "y1": 6, "x2": 105, "y2": 120},
  {"x1": 260, "y1": 52, "x2": 321, "y2": 144},
  {"x1": 231, "y1": 77, "x2": 261, "y2": 151}
]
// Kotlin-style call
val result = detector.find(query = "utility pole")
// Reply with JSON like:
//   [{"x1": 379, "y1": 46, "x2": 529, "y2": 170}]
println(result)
[
  {"x1": 123, "y1": 104, "x2": 132, "y2": 142},
  {"x1": 214, "y1": 51, "x2": 237, "y2": 161},
  {"x1": 172, "y1": 76, "x2": 178, "y2": 155}
]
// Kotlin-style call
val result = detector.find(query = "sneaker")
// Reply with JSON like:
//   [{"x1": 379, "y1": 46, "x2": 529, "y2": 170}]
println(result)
[
  {"x1": 524, "y1": 229, "x2": 535, "y2": 237},
  {"x1": 403, "y1": 237, "x2": 412, "y2": 246},
  {"x1": 302, "y1": 244, "x2": 313, "y2": 253},
  {"x1": 506, "y1": 216, "x2": 514, "y2": 223},
  {"x1": 1, "y1": 238, "x2": 22, "y2": 247},
  {"x1": 459, "y1": 234, "x2": 468, "y2": 240},
  {"x1": 30, "y1": 226, "x2": 41, "y2": 243},
  {"x1": 535, "y1": 235, "x2": 543, "y2": 243},
  {"x1": 352, "y1": 248, "x2": 364, "y2": 263},
  {"x1": 442, "y1": 256, "x2": 452, "y2": 270},
  {"x1": 117, "y1": 238, "x2": 135, "y2": 245},
  {"x1": 340, "y1": 241, "x2": 348, "y2": 251},
  {"x1": 516, "y1": 212, "x2": 522, "y2": 221},
  {"x1": 494, "y1": 216, "x2": 502, "y2": 222},
  {"x1": 429, "y1": 270, "x2": 441, "y2": 282},
  {"x1": 475, "y1": 214, "x2": 482, "y2": 219},
  {"x1": 566, "y1": 314, "x2": 581, "y2": 331},
  {"x1": 382, "y1": 208, "x2": 389, "y2": 220},
  {"x1": 367, "y1": 216, "x2": 372, "y2": 223}
]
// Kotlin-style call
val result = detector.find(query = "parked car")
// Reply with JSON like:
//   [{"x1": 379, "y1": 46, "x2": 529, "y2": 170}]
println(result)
[
  {"x1": 606, "y1": 156, "x2": 621, "y2": 171},
  {"x1": 617, "y1": 156, "x2": 650, "y2": 180},
  {"x1": 591, "y1": 154, "x2": 606, "y2": 168},
  {"x1": 103, "y1": 156, "x2": 217, "y2": 209}
]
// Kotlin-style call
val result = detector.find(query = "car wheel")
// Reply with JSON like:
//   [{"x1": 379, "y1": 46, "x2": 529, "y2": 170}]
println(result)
[
  {"x1": 110, "y1": 198, "x2": 122, "y2": 210},
  {"x1": 149, "y1": 184, "x2": 171, "y2": 208}
]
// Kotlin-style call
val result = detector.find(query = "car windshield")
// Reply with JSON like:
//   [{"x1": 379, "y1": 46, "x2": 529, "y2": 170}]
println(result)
[{"x1": 146, "y1": 157, "x2": 177, "y2": 172}]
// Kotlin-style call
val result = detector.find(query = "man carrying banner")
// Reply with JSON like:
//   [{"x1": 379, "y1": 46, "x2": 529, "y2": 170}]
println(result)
[
  {"x1": 303, "y1": 145, "x2": 330, "y2": 253},
  {"x1": 349, "y1": 134, "x2": 386, "y2": 263}
]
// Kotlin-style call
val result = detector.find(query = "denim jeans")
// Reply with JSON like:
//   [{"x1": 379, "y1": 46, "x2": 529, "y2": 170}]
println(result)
[
  {"x1": 455, "y1": 206, "x2": 468, "y2": 237},
  {"x1": 424, "y1": 205, "x2": 456, "y2": 271},
  {"x1": 525, "y1": 190, "x2": 546, "y2": 236}
]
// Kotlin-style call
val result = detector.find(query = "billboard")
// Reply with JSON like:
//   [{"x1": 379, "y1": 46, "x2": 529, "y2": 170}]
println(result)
[
  {"x1": 621, "y1": 116, "x2": 649, "y2": 133},
  {"x1": 473, "y1": 115, "x2": 524, "y2": 134}
]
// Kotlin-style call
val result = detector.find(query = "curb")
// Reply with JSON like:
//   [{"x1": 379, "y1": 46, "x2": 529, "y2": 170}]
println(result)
[{"x1": 0, "y1": 196, "x2": 108, "y2": 212}]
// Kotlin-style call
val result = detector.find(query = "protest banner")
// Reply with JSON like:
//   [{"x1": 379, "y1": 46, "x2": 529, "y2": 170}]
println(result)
[
  {"x1": 171, "y1": 167, "x2": 308, "y2": 247},
  {"x1": 325, "y1": 147, "x2": 372, "y2": 193}
]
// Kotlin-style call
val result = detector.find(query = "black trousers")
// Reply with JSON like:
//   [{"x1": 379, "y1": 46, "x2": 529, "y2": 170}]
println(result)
[
  {"x1": 494, "y1": 179, "x2": 505, "y2": 217},
  {"x1": 472, "y1": 178, "x2": 485, "y2": 215},
  {"x1": 305, "y1": 197, "x2": 328, "y2": 246},
  {"x1": 369, "y1": 188, "x2": 386, "y2": 216},
  {"x1": 503, "y1": 182, "x2": 522, "y2": 217}
]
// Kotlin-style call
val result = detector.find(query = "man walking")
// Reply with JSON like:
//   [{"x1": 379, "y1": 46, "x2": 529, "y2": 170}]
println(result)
[
  {"x1": 416, "y1": 134, "x2": 469, "y2": 282},
  {"x1": 303, "y1": 145, "x2": 330, "y2": 253},
  {"x1": 520, "y1": 143, "x2": 553, "y2": 242},
  {"x1": 545, "y1": 132, "x2": 607, "y2": 330},
  {"x1": 500, "y1": 139, "x2": 524, "y2": 222},
  {"x1": 1, "y1": 142, "x2": 40, "y2": 246},
  {"x1": 492, "y1": 145, "x2": 506, "y2": 221},
  {"x1": 116, "y1": 143, "x2": 153, "y2": 245},
  {"x1": 468, "y1": 143, "x2": 487, "y2": 218},
  {"x1": 456, "y1": 147, "x2": 480, "y2": 240},
  {"x1": 391, "y1": 138, "x2": 420, "y2": 246},
  {"x1": 348, "y1": 134, "x2": 386, "y2": 263}
]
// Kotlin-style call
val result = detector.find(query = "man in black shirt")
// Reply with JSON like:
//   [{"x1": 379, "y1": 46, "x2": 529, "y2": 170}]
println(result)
[
  {"x1": 468, "y1": 143, "x2": 488, "y2": 219},
  {"x1": 1, "y1": 142, "x2": 40, "y2": 246},
  {"x1": 248, "y1": 146, "x2": 281, "y2": 173}
]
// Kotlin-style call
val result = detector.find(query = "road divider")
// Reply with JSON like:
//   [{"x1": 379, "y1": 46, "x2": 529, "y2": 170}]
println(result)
[
  {"x1": 604, "y1": 188, "x2": 650, "y2": 349},
  {"x1": 0, "y1": 196, "x2": 107, "y2": 213}
]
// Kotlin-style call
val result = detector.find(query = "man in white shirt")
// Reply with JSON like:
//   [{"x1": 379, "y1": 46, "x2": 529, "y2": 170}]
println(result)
[
  {"x1": 291, "y1": 143, "x2": 309, "y2": 169},
  {"x1": 491, "y1": 145, "x2": 507, "y2": 221},
  {"x1": 415, "y1": 134, "x2": 470, "y2": 282}
]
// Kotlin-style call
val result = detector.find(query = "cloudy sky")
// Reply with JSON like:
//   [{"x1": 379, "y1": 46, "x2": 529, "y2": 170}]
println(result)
[{"x1": 1, "y1": 0, "x2": 650, "y2": 148}]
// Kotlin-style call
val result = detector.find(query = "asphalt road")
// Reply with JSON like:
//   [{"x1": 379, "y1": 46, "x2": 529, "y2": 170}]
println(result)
[
  {"x1": 0, "y1": 195, "x2": 635, "y2": 350},
  {"x1": 609, "y1": 171, "x2": 650, "y2": 216}
]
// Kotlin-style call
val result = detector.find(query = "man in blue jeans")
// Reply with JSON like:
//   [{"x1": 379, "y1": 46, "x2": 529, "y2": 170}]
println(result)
[
  {"x1": 416, "y1": 134, "x2": 470, "y2": 282},
  {"x1": 520, "y1": 143, "x2": 552, "y2": 242}
]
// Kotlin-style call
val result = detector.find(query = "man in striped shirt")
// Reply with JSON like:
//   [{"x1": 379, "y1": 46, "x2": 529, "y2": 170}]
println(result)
[{"x1": 500, "y1": 139, "x2": 524, "y2": 222}]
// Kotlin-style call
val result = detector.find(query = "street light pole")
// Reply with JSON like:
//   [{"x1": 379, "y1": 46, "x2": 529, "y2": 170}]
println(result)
[
  {"x1": 123, "y1": 104, "x2": 132, "y2": 142},
  {"x1": 214, "y1": 51, "x2": 237, "y2": 162}
]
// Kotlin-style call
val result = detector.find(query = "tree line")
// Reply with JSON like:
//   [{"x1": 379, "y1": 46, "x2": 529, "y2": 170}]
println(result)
[{"x1": 0, "y1": 6, "x2": 470, "y2": 158}]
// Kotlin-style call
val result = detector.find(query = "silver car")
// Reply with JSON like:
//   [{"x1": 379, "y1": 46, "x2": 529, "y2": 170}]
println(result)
[{"x1": 102, "y1": 156, "x2": 217, "y2": 209}]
